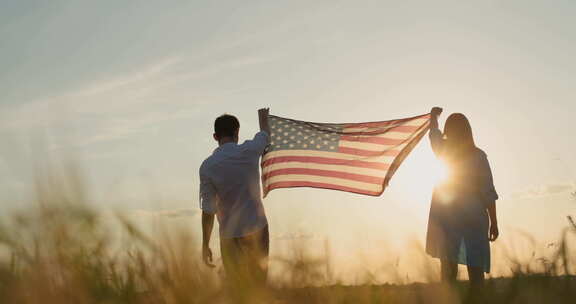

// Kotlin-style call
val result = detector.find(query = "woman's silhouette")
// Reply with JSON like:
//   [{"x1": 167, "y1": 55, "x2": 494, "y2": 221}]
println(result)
[{"x1": 426, "y1": 107, "x2": 499, "y2": 288}]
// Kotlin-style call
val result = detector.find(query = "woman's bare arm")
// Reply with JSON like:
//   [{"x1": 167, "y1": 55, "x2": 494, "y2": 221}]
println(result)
[
  {"x1": 487, "y1": 201, "x2": 499, "y2": 241},
  {"x1": 430, "y1": 107, "x2": 442, "y2": 129},
  {"x1": 429, "y1": 107, "x2": 444, "y2": 156}
]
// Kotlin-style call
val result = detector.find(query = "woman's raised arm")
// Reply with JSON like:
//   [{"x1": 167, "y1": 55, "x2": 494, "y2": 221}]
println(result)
[{"x1": 429, "y1": 107, "x2": 444, "y2": 157}]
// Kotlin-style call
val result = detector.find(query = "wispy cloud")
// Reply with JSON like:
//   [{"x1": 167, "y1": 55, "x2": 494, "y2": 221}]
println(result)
[
  {"x1": 511, "y1": 182, "x2": 576, "y2": 199},
  {"x1": 80, "y1": 108, "x2": 197, "y2": 145},
  {"x1": 74, "y1": 57, "x2": 183, "y2": 97},
  {"x1": 0, "y1": 55, "x2": 183, "y2": 130},
  {"x1": 0, "y1": 51, "x2": 277, "y2": 134}
]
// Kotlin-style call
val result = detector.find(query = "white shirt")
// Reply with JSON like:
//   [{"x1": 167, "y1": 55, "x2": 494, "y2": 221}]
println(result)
[{"x1": 199, "y1": 131, "x2": 269, "y2": 238}]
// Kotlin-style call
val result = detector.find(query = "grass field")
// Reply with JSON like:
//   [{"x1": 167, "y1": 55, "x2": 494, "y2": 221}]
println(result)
[{"x1": 0, "y1": 172, "x2": 574, "y2": 304}]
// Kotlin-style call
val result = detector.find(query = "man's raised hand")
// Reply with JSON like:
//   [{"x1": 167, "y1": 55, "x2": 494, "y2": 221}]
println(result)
[{"x1": 258, "y1": 108, "x2": 270, "y2": 134}]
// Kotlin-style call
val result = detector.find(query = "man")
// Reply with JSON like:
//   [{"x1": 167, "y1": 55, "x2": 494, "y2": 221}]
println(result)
[{"x1": 199, "y1": 108, "x2": 271, "y2": 287}]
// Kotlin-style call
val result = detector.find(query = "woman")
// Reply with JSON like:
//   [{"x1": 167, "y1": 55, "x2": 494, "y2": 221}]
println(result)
[{"x1": 426, "y1": 107, "x2": 499, "y2": 287}]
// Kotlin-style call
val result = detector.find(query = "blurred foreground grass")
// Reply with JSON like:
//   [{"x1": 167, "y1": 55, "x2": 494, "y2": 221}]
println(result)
[{"x1": 0, "y1": 169, "x2": 575, "y2": 303}]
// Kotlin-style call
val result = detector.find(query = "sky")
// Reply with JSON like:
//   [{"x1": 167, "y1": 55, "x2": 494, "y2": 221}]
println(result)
[{"x1": 1, "y1": 0, "x2": 575, "y2": 281}]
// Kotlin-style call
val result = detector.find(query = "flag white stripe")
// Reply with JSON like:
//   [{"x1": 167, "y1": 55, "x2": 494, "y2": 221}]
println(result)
[
  {"x1": 264, "y1": 174, "x2": 382, "y2": 192},
  {"x1": 262, "y1": 150, "x2": 397, "y2": 162},
  {"x1": 338, "y1": 140, "x2": 409, "y2": 151},
  {"x1": 343, "y1": 118, "x2": 429, "y2": 132},
  {"x1": 341, "y1": 131, "x2": 422, "y2": 140},
  {"x1": 262, "y1": 161, "x2": 387, "y2": 178}
]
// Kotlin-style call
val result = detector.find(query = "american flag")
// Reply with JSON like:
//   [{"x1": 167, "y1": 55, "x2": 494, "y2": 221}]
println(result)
[{"x1": 261, "y1": 113, "x2": 431, "y2": 196}]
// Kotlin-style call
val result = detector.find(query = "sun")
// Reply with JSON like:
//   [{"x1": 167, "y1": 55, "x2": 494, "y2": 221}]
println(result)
[
  {"x1": 394, "y1": 144, "x2": 448, "y2": 204},
  {"x1": 424, "y1": 153, "x2": 449, "y2": 187}
]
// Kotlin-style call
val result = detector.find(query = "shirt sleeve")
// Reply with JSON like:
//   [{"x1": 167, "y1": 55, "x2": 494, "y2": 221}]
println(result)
[
  {"x1": 478, "y1": 153, "x2": 499, "y2": 204},
  {"x1": 199, "y1": 168, "x2": 217, "y2": 214},
  {"x1": 243, "y1": 131, "x2": 270, "y2": 155},
  {"x1": 429, "y1": 127, "x2": 444, "y2": 157}
]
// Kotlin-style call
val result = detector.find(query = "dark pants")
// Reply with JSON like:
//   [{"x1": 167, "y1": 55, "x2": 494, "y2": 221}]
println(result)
[{"x1": 220, "y1": 225, "x2": 269, "y2": 288}]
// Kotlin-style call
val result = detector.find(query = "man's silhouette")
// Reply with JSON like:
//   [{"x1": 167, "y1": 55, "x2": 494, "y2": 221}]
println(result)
[{"x1": 199, "y1": 108, "x2": 270, "y2": 287}]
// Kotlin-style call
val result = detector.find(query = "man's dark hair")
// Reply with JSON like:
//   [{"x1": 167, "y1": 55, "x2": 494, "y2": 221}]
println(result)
[{"x1": 214, "y1": 114, "x2": 240, "y2": 138}]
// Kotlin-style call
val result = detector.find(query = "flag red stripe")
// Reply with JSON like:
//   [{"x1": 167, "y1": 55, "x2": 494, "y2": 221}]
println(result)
[
  {"x1": 344, "y1": 125, "x2": 422, "y2": 134},
  {"x1": 262, "y1": 168, "x2": 385, "y2": 185},
  {"x1": 265, "y1": 181, "x2": 381, "y2": 196},
  {"x1": 345, "y1": 114, "x2": 430, "y2": 128},
  {"x1": 338, "y1": 146, "x2": 401, "y2": 157},
  {"x1": 261, "y1": 156, "x2": 391, "y2": 171},
  {"x1": 340, "y1": 135, "x2": 406, "y2": 145}
]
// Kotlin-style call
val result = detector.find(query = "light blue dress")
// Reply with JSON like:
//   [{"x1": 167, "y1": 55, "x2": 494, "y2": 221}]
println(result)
[{"x1": 425, "y1": 128, "x2": 498, "y2": 273}]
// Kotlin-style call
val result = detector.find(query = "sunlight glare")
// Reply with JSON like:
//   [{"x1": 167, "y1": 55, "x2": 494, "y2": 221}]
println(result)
[
  {"x1": 393, "y1": 144, "x2": 449, "y2": 214},
  {"x1": 429, "y1": 156, "x2": 448, "y2": 187},
  {"x1": 403, "y1": 145, "x2": 448, "y2": 191}
]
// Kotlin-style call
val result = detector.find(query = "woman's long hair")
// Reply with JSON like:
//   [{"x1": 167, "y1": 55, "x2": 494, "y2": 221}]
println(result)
[{"x1": 442, "y1": 113, "x2": 476, "y2": 160}]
